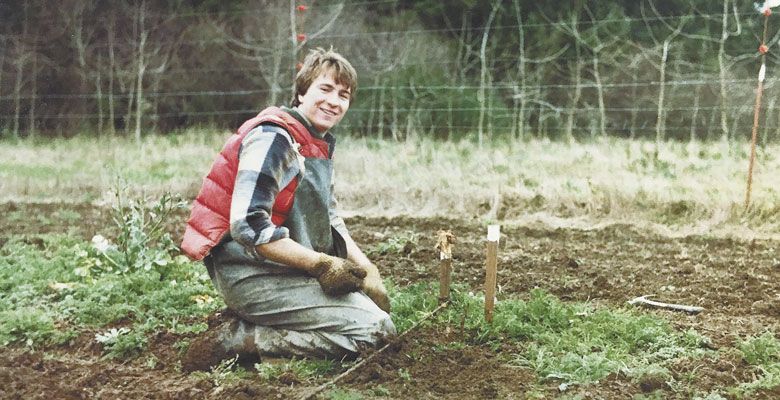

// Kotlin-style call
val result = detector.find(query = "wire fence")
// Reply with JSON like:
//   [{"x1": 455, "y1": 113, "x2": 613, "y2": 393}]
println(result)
[{"x1": 0, "y1": 1, "x2": 775, "y2": 142}]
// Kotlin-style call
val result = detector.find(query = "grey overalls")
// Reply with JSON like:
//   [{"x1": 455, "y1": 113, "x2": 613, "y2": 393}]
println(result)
[{"x1": 205, "y1": 116, "x2": 395, "y2": 359}]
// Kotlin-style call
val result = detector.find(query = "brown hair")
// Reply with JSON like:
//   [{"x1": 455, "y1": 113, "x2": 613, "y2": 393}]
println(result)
[{"x1": 291, "y1": 47, "x2": 357, "y2": 107}]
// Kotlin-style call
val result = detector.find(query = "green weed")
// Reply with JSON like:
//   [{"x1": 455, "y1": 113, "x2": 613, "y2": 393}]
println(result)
[
  {"x1": 365, "y1": 232, "x2": 419, "y2": 257},
  {"x1": 388, "y1": 283, "x2": 710, "y2": 387},
  {"x1": 385, "y1": 281, "x2": 439, "y2": 332},
  {"x1": 324, "y1": 389, "x2": 364, "y2": 400},
  {"x1": 94, "y1": 326, "x2": 148, "y2": 359},
  {"x1": 91, "y1": 186, "x2": 186, "y2": 276},
  {"x1": 693, "y1": 393, "x2": 728, "y2": 400},
  {"x1": 0, "y1": 306, "x2": 75, "y2": 347},
  {"x1": 397, "y1": 368, "x2": 412, "y2": 381},
  {"x1": 192, "y1": 356, "x2": 251, "y2": 387},
  {"x1": 738, "y1": 332, "x2": 780, "y2": 365},
  {"x1": 0, "y1": 194, "x2": 220, "y2": 358},
  {"x1": 255, "y1": 358, "x2": 336, "y2": 382},
  {"x1": 729, "y1": 332, "x2": 780, "y2": 396},
  {"x1": 370, "y1": 385, "x2": 391, "y2": 396}
]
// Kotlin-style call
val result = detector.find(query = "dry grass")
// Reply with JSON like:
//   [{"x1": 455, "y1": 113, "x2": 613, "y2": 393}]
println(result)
[
  {"x1": 336, "y1": 136, "x2": 780, "y2": 238},
  {"x1": 2, "y1": 131, "x2": 779, "y2": 238}
]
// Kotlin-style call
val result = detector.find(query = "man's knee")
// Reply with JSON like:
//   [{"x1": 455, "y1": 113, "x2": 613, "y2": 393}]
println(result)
[
  {"x1": 352, "y1": 310, "x2": 396, "y2": 348},
  {"x1": 375, "y1": 312, "x2": 396, "y2": 337}
]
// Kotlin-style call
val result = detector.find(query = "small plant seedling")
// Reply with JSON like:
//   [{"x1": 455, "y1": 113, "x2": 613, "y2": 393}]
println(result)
[
  {"x1": 324, "y1": 389, "x2": 364, "y2": 400},
  {"x1": 397, "y1": 368, "x2": 412, "y2": 381},
  {"x1": 255, "y1": 358, "x2": 335, "y2": 383},
  {"x1": 367, "y1": 232, "x2": 419, "y2": 257}
]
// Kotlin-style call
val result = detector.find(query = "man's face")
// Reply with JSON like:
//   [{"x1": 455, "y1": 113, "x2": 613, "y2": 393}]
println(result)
[{"x1": 297, "y1": 72, "x2": 351, "y2": 133}]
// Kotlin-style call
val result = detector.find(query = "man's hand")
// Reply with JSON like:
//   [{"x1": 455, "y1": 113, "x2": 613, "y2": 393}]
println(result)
[
  {"x1": 361, "y1": 264, "x2": 391, "y2": 313},
  {"x1": 311, "y1": 254, "x2": 367, "y2": 296}
]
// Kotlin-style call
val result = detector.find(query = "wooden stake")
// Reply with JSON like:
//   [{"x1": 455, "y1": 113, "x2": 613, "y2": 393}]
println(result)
[
  {"x1": 484, "y1": 225, "x2": 500, "y2": 323},
  {"x1": 746, "y1": 12, "x2": 770, "y2": 210},
  {"x1": 435, "y1": 230, "x2": 456, "y2": 303}
]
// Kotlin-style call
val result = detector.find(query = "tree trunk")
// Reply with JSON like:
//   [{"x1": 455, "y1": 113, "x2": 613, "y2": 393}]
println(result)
[
  {"x1": 404, "y1": 101, "x2": 415, "y2": 141},
  {"x1": 513, "y1": 0, "x2": 527, "y2": 141},
  {"x1": 655, "y1": 40, "x2": 669, "y2": 145},
  {"x1": 690, "y1": 75, "x2": 701, "y2": 142},
  {"x1": 0, "y1": 38, "x2": 5, "y2": 135},
  {"x1": 289, "y1": 0, "x2": 298, "y2": 97},
  {"x1": 96, "y1": 54, "x2": 104, "y2": 136},
  {"x1": 593, "y1": 52, "x2": 606, "y2": 138},
  {"x1": 706, "y1": 105, "x2": 717, "y2": 141},
  {"x1": 134, "y1": 2, "x2": 147, "y2": 142},
  {"x1": 12, "y1": 3, "x2": 29, "y2": 139},
  {"x1": 457, "y1": 13, "x2": 469, "y2": 83},
  {"x1": 378, "y1": 82, "x2": 386, "y2": 140},
  {"x1": 487, "y1": 67, "x2": 494, "y2": 140},
  {"x1": 477, "y1": 1, "x2": 499, "y2": 147},
  {"x1": 566, "y1": 43, "x2": 583, "y2": 142},
  {"x1": 124, "y1": 12, "x2": 138, "y2": 135},
  {"x1": 391, "y1": 82, "x2": 399, "y2": 141},
  {"x1": 12, "y1": 55, "x2": 24, "y2": 139},
  {"x1": 28, "y1": 40, "x2": 37, "y2": 138},
  {"x1": 366, "y1": 75, "x2": 379, "y2": 138},
  {"x1": 151, "y1": 77, "x2": 159, "y2": 133},
  {"x1": 536, "y1": 67, "x2": 545, "y2": 137},
  {"x1": 449, "y1": 94, "x2": 456, "y2": 141},
  {"x1": 107, "y1": 16, "x2": 116, "y2": 135},
  {"x1": 0, "y1": 38, "x2": 5, "y2": 102},
  {"x1": 718, "y1": 0, "x2": 730, "y2": 141},
  {"x1": 510, "y1": 86, "x2": 518, "y2": 140},
  {"x1": 629, "y1": 70, "x2": 638, "y2": 139}
]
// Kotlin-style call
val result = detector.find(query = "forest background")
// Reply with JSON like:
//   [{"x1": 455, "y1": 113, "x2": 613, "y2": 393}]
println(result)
[{"x1": 0, "y1": 0, "x2": 774, "y2": 145}]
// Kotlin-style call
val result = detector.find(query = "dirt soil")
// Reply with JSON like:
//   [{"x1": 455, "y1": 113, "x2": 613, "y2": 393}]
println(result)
[{"x1": 1, "y1": 202, "x2": 779, "y2": 399}]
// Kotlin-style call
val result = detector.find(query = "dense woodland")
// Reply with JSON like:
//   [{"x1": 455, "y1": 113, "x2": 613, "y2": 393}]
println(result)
[{"x1": 0, "y1": 0, "x2": 778, "y2": 142}]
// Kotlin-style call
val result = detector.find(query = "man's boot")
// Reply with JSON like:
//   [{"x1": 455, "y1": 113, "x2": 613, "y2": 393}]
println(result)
[{"x1": 181, "y1": 313, "x2": 258, "y2": 373}]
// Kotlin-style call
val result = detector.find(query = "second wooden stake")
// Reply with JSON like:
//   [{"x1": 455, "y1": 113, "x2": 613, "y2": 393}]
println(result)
[{"x1": 484, "y1": 225, "x2": 500, "y2": 323}]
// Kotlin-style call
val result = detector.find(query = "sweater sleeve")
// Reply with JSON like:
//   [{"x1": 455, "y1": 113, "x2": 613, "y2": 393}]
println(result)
[{"x1": 229, "y1": 124, "x2": 301, "y2": 257}]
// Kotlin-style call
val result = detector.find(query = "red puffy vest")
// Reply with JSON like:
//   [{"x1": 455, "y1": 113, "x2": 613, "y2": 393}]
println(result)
[{"x1": 180, "y1": 107, "x2": 330, "y2": 260}]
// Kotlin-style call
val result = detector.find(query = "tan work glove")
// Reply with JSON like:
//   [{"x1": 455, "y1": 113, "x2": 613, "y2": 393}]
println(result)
[
  {"x1": 311, "y1": 254, "x2": 367, "y2": 296},
  {"x1": 361, "y1": 263, "x2": 391, "y2": 313}
]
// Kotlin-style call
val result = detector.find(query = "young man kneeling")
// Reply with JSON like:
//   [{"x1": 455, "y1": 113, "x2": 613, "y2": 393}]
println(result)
[{"x1": 180, "y1": 48, "x2": 394, "y2": 372}]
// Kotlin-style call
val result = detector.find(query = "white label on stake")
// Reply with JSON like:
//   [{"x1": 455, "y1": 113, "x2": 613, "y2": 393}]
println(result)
[
  {"x1": 487, "y1": 225, "x2": 500, "y2": 242},
  {"x1": 759, "y1": 63, "x2": 766, "y2": 82}
]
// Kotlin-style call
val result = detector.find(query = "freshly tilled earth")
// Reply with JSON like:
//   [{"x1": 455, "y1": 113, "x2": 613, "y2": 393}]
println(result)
[{"x1": 1, "y1": 202, "x2": 779, "y2": 399}]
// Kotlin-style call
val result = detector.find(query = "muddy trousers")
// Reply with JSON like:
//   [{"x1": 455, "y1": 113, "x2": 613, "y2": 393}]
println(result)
[{"x1": 205, "y1": 240, "x2": 396, "y2": 359}]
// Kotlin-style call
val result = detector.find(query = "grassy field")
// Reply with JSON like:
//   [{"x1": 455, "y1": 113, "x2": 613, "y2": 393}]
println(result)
[
  {"x1": 1, "y1": 133, "x2": 779, "y2": 398},
  {"x1": 2, "y1": 131, "x2": 779, "y2": 238}
]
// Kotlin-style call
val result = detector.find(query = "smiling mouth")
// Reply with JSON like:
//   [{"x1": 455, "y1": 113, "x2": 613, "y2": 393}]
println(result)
[{"x1": 319, "y1": 108, "x2": 338, "y2": 117}]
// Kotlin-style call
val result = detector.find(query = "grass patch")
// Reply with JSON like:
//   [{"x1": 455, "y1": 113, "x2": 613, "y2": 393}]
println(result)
[
  {"x1": 0, "y1": 232, "x2": 221, "y2": 356},
  {"x1": 731, "y1": 332, "x2": 780, "y2": 396},
  {"x1": 390, "y1": 282, "x2": 711, "y2": 387},
  {"x1": 738, "y1": 331, "x2": 780, "y2": 366},
  {"x1": 255, "y1": 358, "x2": 336, "y2": 383},
  {"x1": 0, "y1": 228, "x2": 758, "y2": 395},
  {"x1": 323, "y1": 389, "x2": 365, "y2": 400},
  {"x1": 191, "y1": 356, "x2": 253, "y2": 388},
  {"x1": 365, "y1": 231, "x2": 419, "y2": 258},
  {"x1": 0, "y1": 190, "x2": 222, "y2": 358}
]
